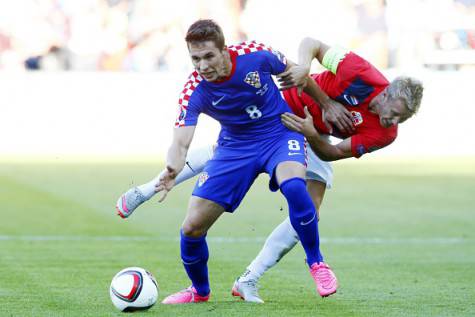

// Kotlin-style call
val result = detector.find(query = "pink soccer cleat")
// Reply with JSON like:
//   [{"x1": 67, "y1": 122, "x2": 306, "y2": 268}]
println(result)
[
  {"x1": 309, "y1": 262, "x2": 338, "y2": 297},
  {"x1": 161, "y1": 286, "x2": 210, "y2": 304}
]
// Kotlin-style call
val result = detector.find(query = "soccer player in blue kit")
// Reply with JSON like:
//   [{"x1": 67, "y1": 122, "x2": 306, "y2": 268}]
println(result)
[{"x1": 147, "y1": 19, "x2": 336, "y2": 304}]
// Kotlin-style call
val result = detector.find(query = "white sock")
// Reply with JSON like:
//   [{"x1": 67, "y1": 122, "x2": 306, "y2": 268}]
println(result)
[
  {"x1": 136, "y1": 144, "x2": 214, "y2": 200},
  {"x1": 240, "y1": 217, "x2": 299, "y2": 282}
]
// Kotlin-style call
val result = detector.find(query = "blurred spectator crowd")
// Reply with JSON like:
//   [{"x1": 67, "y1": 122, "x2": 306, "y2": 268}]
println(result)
[{"x1": 0, "y1": 0, "x2": 474, "y2": 72}]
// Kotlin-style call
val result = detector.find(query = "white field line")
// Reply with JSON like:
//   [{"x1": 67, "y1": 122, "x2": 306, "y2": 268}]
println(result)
[{"x1": 0, "y1": 235, "x2": 471, "y2": 244}]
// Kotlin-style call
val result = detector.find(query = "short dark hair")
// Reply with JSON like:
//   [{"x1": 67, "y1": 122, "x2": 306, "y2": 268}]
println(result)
[{"x1": 185, "y1": 19, "x2": 225, "y2": 50}]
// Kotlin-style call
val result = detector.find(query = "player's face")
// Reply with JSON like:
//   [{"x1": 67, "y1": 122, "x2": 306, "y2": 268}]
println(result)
[
  {"x1": 188, "y1": 41, "x2": 230, "y2": 82},
  {"x1": 379, "y1": 96, "x2": 411, "y2": 128},
  {"x1": 371, "y1": 90, "x2": 411, "y2": 128}
]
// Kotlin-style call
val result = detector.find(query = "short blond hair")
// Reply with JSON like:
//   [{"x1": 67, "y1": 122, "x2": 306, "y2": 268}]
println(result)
[{"x1": 387, "y1": 76, "x2": 424, "y2": 116}]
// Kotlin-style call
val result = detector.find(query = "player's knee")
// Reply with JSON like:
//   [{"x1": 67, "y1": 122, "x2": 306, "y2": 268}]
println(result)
[{"x1": 181, "y1": 223, "x2": 207, "y2": 238}]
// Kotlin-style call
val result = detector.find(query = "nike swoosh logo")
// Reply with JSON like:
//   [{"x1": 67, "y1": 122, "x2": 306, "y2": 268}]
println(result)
[
  {"x1": 343, "y1": 94, "x2": 358, "y2": 105},
  {"x1": 300, "y1": 213, "x2": 316, "y2": 226},
  {"x1": 288, "y1": 152, "x2": 302, "y2": 156},
  {"x1": 182, "y1": 259, "x2": 201, "y2": 265},
  {"x1": 212, "y1": 95, "x2": 225, "y2": 106}
]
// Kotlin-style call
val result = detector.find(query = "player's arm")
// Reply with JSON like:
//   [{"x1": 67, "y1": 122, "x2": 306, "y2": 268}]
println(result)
[
  {"x1": 167, "y1": 126, "x2": 196, "y2": 174},
  {"x1": 281, "y1": 107, "x2": 353, "y2": 161},
  {"x1": 306, "y1": 132, "x2": 353, "y2": 161},
  {"x1": 277, "y1": 37, "x2": 331, "y2": 90},
  {"x1": 278, "y1": 38, "x2": 354, "y2": 133},
  {"x1": 299, "y1": 37, "x2": 330, "y2": 66},
  {"x1": 157, "y1": 125, "x2": 196, "y2": 201}
]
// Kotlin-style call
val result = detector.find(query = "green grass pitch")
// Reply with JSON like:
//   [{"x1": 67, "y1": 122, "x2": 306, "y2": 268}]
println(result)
[{"x1": 0, "y1": 158, "x2": 474, "y2": 316}]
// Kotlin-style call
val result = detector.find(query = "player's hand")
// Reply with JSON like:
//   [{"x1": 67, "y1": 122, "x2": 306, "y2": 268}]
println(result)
[
  {"x1": 320, "y1": 99, "x2": 355, "y2": 134},
  {"x1": 155, "y1": 166, "x2": 177, "y2": 202},
  {"x1": 277, "y1": 65, "x2": 310, "y2": 96},
  {"x1": 281, "y1": 106, "x2": 318, "y2": 138}
]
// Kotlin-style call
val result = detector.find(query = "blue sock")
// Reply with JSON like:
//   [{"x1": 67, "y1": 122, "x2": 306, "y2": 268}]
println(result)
[
  {"x1": 280, "y1": 177, "x2": 323, "y2": 266},
  {"x1": 180, "y1": 230, "x2": 210, "y2": 296}
]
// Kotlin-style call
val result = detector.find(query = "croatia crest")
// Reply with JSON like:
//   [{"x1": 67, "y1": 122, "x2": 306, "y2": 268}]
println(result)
[
  {"x1": 198, "y1": 172, "x2": 209, "y2": 187},
  {"x1": 244, "y1": 71, "x2": 261, "y2": 88}
]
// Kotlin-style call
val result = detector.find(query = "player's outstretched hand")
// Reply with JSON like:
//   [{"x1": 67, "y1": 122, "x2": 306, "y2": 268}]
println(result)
[
  {"x1": 281, "y1": 106, "x2": 318, "y2": 138},
  {"x1": 277, "y1": 65, "x2": 309, "y2": 96},
  {"x1": 320, "y1": 99, "x2": 354, "y2": 134},
  {"x1": 155, "y1": 166, "x2": 177, "y2": 203}
]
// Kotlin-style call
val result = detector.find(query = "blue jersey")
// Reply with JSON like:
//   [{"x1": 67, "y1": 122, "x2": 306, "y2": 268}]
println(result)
[{"x1": 175, "y1": 41, "x2": 291, "y2": 141}]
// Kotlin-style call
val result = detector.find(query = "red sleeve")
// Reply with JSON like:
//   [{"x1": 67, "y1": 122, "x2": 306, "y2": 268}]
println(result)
[
  {"x1": 351, "y1": 126, "x2": 398, "y2": 158},
  {"x1": 336, "y1": 52, "x2": 388, "y2": 86},
  {"x1": 316, "y1": 52, "x2": 389, "y2": 105}
]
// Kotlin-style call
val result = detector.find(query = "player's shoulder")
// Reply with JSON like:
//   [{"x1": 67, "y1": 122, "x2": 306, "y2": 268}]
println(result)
[
  {"x1": 340, "y1": 52, "x2": 388, "y2": 83},
  {"x1": 178, "y1": 71, "x2": 205, "y2": 106},
  {"x1": 184, "y1": 70, "x2": 206, "y2": 92},
  {"x1": 228, "y1": 40, "x2": 287, "y2": 69},
  {"x1": 228, "y1": 40, "x2": 273, "y2": 56}
]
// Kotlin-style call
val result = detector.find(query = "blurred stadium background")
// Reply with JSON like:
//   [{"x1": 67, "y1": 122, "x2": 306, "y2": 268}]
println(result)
[
  {"x1": 1, "y1": 0, "x2": 475, "y2": 158},
  {"x1": 1, "y1": 1, "x2": 474, "y2": 316}
]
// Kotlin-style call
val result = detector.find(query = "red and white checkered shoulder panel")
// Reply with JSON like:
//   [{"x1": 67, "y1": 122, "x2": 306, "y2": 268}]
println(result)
[
  {"x1": 175, "y1": 71, "x2": 202, "y2": 127},
  {"x1": 228, "y1": 41, "x2": 273, "y2": 55}
]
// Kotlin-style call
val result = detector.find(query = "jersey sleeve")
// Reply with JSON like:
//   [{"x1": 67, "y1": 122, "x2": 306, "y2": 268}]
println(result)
[
  {"x1": 175, "y1": 73, "x2": 204, "y2": 127},
  {"x1": 260, "y1": 45, "x2": 287, "y2": 75},
  {"x1": 175, "y1": 98, "x2": 201, "y2": 127},
  {"x1": 321, "y1": 46, "x2": 389, "y2": 106},
  {"x1": 350, "y1": 126, "x2": 398, "y2": 158},
  {"x1": 267, "y1": 48, "x2": 287, "y2": 75},
  {"x1": 322, "y1": 46, "x2": 349, "y2": 75},
  {"x1": 229, "y1": 41, "x2": 287, "y2": 75},
  {"x1": 322, "y1": 46, "x2": 386, "y2": 84}
]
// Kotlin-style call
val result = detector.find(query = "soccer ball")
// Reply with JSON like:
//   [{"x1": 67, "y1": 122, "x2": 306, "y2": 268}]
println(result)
[{"x1": 110, "y1": 267, "x2": 159, "y2": 312}]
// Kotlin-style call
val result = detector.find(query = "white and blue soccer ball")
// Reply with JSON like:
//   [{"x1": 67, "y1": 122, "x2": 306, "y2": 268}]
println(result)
[{"x1": 110, "y1": 267, "x2": 159, "y2": 312}]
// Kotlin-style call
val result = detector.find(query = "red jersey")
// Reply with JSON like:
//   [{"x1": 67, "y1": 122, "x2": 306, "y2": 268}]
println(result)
[{"x1": 283, "y1": 52, "x2": 397, "y2": 158}]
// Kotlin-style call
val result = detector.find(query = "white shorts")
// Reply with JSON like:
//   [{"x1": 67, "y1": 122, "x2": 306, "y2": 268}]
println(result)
[{"x1": 305, "y1": 136, "x2": 333, "y2": 189}]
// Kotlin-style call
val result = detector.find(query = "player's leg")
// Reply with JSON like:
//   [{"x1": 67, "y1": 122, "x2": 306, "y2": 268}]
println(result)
[
  {"x1": 234, "y1": 144, "x2": 336, "y2": 300},
  {"x1": 161, "y1": 196, "x2": 224, "y2": 304},
  {"x1": 164, "y1": 142, "x2": 259, "y2": 304},
  {"x1": 269, "y1": 131, "x2": 337, "y2": 296},
  {"x1": 276, "y1": 161, "x2": 323, "y2": 265},
  {"x1": 277, "y1": 162, "x2": 337, "y2": 297},
  {"x1": 232, "y1": 215, "x2": 297, "y2": 303},
  {"x1": 304, "y1": 180, "x2": 337, "y2": 297},
  {"x1": 116, "y1": 144, "x2": 215, "y2": 218},
  {"x1": 307, "y1": 180, "x2": 326, "y2": 221},
  {"x1": 275, "y1": 143, "x2": 338, "y2": 297},
  {"x1": 233, "y1": 181, "x2": 326, "y2": 301},
  {"x1": 238, "y1": 179, "x2": 326, "y2": 281}
]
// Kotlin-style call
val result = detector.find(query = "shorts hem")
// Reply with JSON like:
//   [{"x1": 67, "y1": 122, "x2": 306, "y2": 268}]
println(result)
[{"x1": 191, "y1": 193, "x2": 234, "y2": 213}]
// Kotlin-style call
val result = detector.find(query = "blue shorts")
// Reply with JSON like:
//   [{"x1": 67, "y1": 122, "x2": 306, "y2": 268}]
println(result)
[{"x1": 192, "y1": 130, "x2": 306, "y2": 212}]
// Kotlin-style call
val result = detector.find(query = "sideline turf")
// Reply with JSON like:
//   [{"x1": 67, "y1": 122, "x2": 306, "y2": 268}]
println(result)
[{"x1": 1, "y1": 158, "x2": 474, "y2": 316}]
